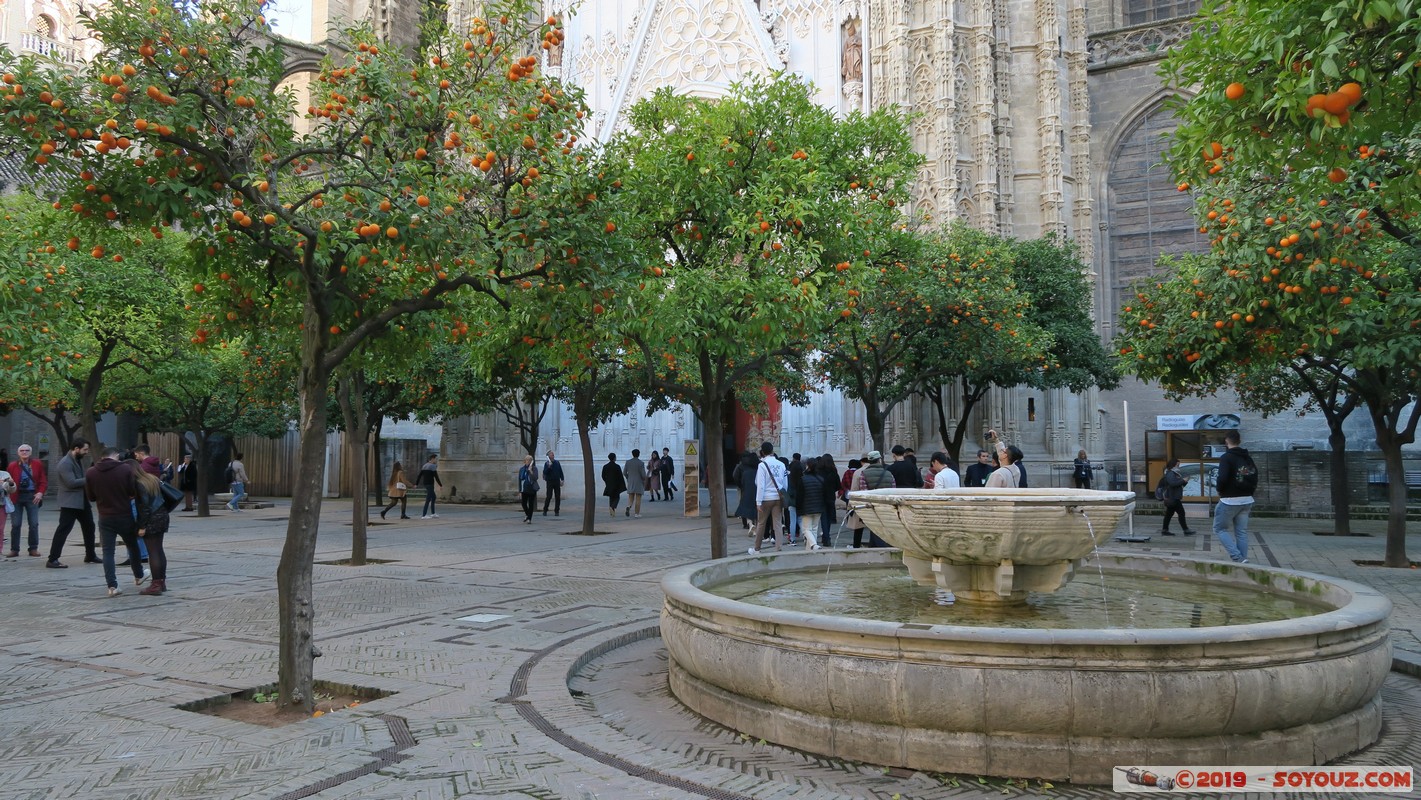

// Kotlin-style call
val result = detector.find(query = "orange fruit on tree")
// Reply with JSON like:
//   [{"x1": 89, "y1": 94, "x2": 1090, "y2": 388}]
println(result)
[
  {"x1": 1327, "y1": 167, "x2": 1347, "y2": 183},
  {"x1": 1225, "y1": 82, "x2": 1245, "y2": 101},
  {"x1": 1337, "y1": 82, "x2": 1362, "y2": 106},
  {"x1": 1321, "y1": 92, "x2": 1350, "y2": 116}
]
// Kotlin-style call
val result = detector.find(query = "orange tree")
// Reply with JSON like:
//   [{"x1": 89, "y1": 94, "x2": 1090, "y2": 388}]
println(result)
[
  {"x1": 817, "y1": 223, "x2": 1048, "y2": 454},
  {"x1": 462, "y1": 170, "x2": 645, "y2": 535},
  {"x1": 1114, "y1": 268, "x2": 1365, "y2": 535},
  {"x1": 1125, "y1": 0, "x2": 1421, "y2": 565},
  {"x1": 920, "y1": 233, "x2": 1119, "y2": 464},
  {"x1": 607, "y1": 74, "x2": 920, "y2": 558},
  {"x1": 1, "y1": 0, "x2": 599, "y2": 710},
  {"x1": 0, "y1": 193, "x2": 187, "y2": 450}
]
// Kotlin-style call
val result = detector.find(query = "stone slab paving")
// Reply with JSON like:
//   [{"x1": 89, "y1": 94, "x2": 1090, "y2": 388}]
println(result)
[{"x1": 0, "y1": 500, "x2": 1416, "y2": 799}]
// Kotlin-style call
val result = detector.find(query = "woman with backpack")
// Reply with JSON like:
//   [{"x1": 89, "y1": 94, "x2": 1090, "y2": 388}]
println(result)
[
  {"x1": 517, "y1": 454, "x2": 540, "y2": 524},
  {"x1": 133, "y1": 469, "x2": 172, "y2": 595}
]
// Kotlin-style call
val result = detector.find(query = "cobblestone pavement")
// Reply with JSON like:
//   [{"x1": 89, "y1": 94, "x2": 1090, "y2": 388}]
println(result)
[{"x1": 0, "y1": 498, "x2": 1417, "y2": 800}]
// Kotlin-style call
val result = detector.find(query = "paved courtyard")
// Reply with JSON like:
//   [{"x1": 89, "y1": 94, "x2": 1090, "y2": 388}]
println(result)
[{"x1": 1, "y1": 494, "x2": 1418, "y2": 799}]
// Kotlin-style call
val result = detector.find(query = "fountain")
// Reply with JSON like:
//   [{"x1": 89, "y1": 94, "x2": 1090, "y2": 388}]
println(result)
[{"x1": 659, "y1": 488, "x2": 1391, "y2": 784}]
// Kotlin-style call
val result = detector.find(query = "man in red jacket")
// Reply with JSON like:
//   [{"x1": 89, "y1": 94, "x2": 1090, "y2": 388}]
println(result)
[{"x1": 7, "y1": 444, "x2": 48, "y2": 558}]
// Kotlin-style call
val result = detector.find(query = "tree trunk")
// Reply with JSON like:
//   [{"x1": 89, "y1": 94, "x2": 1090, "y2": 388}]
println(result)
[
  {"x1": 702, "y1": 392, "x2": 728, "y2": 559},
  {"x1": 926, "y1": 384, "x2": 953, "y2": 456},
  {"x1": 1326, "y1": 424, "x2": 1352, "y2": 536},
  {"x1": 194, "y1": 432, "x2": 212, "y2": 517},
  {"x1": 863, "y1": 390, "x2": 886, "y2": 454},
  {"x1": 347, "y1": 431, "x2": 369, "y2": 566},
  {"x1": 1373, "y1": 421, "x2": 1411, "y2": 568},
  {"x1": 337, "y1": 373, "x2": 370, "y2": 567},
  {"x1": 277, "y1": 320, "x2": 331, "y2": 714},
  {"x1": 576, "y1": 412, "x2": 596, "y2": 536}
]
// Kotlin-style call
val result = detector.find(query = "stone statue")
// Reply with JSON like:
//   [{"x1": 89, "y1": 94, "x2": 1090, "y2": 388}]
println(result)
[{"x1": 841, "y1": 19, "x2": 862, "y2": 83}]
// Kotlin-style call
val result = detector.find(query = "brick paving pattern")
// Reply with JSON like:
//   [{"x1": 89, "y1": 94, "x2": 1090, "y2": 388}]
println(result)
[{"x1": 0, "y1": 501, "x2": 1417, "y2": 799}]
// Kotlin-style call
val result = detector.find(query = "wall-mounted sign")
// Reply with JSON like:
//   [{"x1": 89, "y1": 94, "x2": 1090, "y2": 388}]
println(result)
[{"x1": 1156, "y1": 414, "x2": 1242, "y2": 431}]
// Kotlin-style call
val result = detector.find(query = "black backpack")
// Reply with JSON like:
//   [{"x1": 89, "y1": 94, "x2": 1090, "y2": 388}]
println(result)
[
  {"x1": 1232, "y1": 455, "x2": 1259, "y2": 493},
  {"x1": 224, "y1": 463, "x2": 235, "y2": 484}
]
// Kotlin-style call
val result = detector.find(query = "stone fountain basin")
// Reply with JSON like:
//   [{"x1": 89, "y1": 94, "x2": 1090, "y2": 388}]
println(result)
[
  {"x1": 660, "y1": 549, "x2": 1391, "y2": 784},
  {"x1": 846, "y1": 488, "x2": 1136, "y2": 564}
]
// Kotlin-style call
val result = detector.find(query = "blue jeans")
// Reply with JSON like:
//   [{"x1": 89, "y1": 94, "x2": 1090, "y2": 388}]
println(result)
[
  {"x1": 227, "y1": 482, "x2": 246, "y2": 510},
  {"x1": 9, "y1": 495, "x2": 39, "y2": 552},
  {"x1": 99, "y1": 515, "x2": 143, "y2": 590},
  {"x1": 1213, "y1": 501, "x2": 1252, "y2": 562}
]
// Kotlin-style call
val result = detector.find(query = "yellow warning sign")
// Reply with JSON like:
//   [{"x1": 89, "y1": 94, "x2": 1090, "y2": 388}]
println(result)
[{"x1": 684, "y1": 441, "x2": 698, "y2": 456}]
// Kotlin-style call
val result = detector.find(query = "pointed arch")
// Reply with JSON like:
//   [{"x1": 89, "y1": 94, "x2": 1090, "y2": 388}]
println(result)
[{"x1": 1099, "y1": 92, "x2": 1206, "y2": 333}]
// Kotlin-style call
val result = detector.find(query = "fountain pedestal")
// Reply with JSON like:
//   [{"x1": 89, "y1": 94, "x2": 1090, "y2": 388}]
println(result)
[
  {"x1": 920, "y1": 556, "x2": 1074, "y2": 604},
  {"x1": 851, "y1": 488, "x2": 1134, "y2": 605}
]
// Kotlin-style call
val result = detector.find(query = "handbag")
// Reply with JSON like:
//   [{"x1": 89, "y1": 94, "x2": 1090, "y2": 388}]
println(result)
[
  {"x1": 159, "y1": 481, "x2": 184, "y2": 512},
  {"x1": 395, "y1": 482, "x2": 406, "y2": 490}
]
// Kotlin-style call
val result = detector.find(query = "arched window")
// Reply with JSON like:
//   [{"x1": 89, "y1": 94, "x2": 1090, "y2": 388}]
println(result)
[
  {"x1": 34, "y1": 15, "x2": 58, "y2": 39},
  {"x1": 1103, "y1": 101, "x2": 1206, "y2": 330}
]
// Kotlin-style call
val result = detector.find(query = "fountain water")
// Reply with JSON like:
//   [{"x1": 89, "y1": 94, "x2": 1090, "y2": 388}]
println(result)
[{"x1": 660, "y1": 488, "x2": 1391, "y2": 784}]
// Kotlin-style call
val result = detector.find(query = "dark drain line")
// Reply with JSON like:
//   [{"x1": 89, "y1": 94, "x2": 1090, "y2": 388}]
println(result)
[
  {"x1": 512, "y1": 701, "x2": 756, "y2": 800},
  {"x1": 506, "y1": 620, "x2": 756, "y2": 800},
  {"x1": 271, "y1": 714, "x2": 416, "y2": 800}
]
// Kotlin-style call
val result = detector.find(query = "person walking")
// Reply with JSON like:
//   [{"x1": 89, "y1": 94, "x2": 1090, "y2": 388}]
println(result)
[
  {"x1": 85, "y1": 447, "x2": 148, "y2": 597},
  {"x1": 784, "y1": 454, "x2": 803, "y2": 544},
  {"x1": 659, "y1": 448, "x2": 676, "y2": 501},
  {"x1": 795, "y1": 457, "x2": 829, "y2": 551},
  {"x1": 176, "y1": 454, "x2": 197, "y2": 511},
  {"x1": 732, "y1": 451, "x2": 759, "y2": 531},
  {"x1": 646, "y1": 451, "x2": 662, "y2": 502},
  {"x1": 7, "y1": 443, "x2": 48, "y2": 558},
  {"x1": 417, "y1": 454, "x2": 442, "y2": 519},
  {"x1": 133, "y1": 469, "x2": 172, "y2": 595},
  {"x1": 516, "y1": 454, "x2": 540, "y2": 524},
  {"x1": 601, "y1": 453, "x2": 626, "y2": 517},
  {"x1": 225, "y1": 452, "x2": 249, "y2": 512},
  {"x1": 380, "y1": 461, "x2": 410, "y2": 520},
  {"x1": 749, "y1": 441, "x2": 789, "y2": 554},
  {"x1": 541, "y1": 450, "x2": 564, "y2": 516},
  {"x1": 1157, "y1": 458, "x2": 1194, "y2": 536},
  {"x1": 45, "y1": 438, "x2": 98, "y2": 568},
  {"x1": 1213, "y1": 430, "x2": 1258, "y2": 563},
  {"x1": 623, "y1": 449, "x2": 647, "y2": 518},
  {"x1": 814, "y1": 456, "x2": 840, "y2": 547}
]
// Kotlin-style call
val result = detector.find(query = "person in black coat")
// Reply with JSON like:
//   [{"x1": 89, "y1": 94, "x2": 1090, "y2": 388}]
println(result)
[
  {"x1": 601, "y1": 453, "x2": 627, "y2": 518},
  {"x1": 794, "y1": 458, "x2": 831, "y2": 551},
  {"x1": 1158, "y1": 458, "x2": 1193, "y2": 536},
  {"x1": 541, "y1": 450, "x2": 564, "y2": 516},
  {"x1": 731, "y1": 451, "x2": 759, "y2": 530},
  {"x1": 176, "y1": 454, "x2": 197, "y2": 511}
]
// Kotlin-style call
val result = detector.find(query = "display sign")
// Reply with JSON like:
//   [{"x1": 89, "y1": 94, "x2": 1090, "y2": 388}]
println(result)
[{"x1": 1156, "y1": 414, "x2": 1241, "y2": 431}]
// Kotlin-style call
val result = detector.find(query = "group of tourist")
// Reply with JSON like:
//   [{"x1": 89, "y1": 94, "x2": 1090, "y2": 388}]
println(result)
[
  {"x1": 599, "y1": 447, "x2": 677, "y2": 518},
  {"x1": 4, "y1": 439, "x2": 176, "y2": 597}
]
